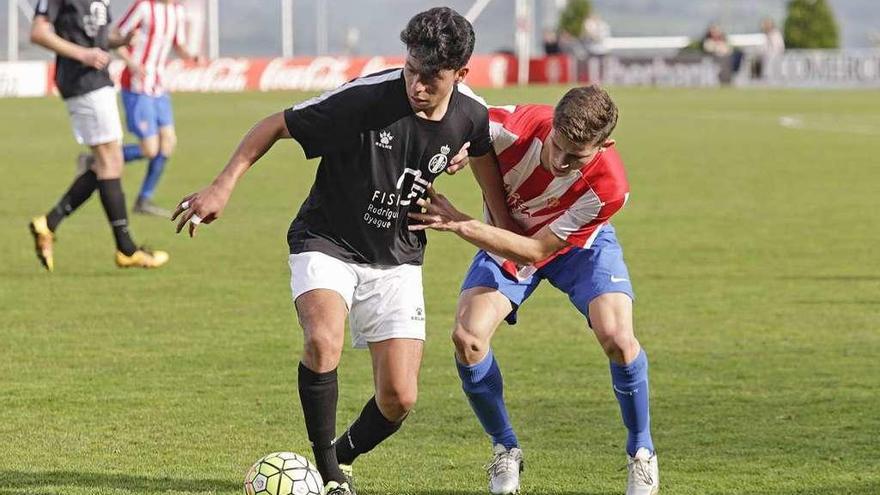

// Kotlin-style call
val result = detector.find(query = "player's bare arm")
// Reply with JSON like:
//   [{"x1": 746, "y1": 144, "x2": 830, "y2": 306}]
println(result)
[
  {"x1": 444, "y1": 148, "x2": 522, "y2": 234},
  {"x1": 173, "y1": 43, "x2": 201, "y2": 63},
  {"x1": 172, "y1": 112, "x2": 291, "y2": 236},
  {"x1": 30, "y1": 15, "x2": 109, "y2": 69},
  {"x1": 409, "y1": 187, "x2": 566, "y2": 265},
  {"x1": 467, "y1": 151, "x2": 523, "y2": 234},
  {"x1": 108, "y1": 28, "x2": 135, "y2": 49},
  {"x1": 115, "y1": 45, "x2": 144, "y2": 79}
]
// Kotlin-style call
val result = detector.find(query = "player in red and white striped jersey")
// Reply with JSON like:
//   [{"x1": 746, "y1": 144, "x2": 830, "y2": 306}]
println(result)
[
  {"x1": 115, "y1": 0, "x2": 199, "y2": 216},
  {"x1": 483, "y1": 102, "x2": 629, "y2": 279},
  {"x1": 411, "y1": 86, "x2": 659, "y2": 495}
]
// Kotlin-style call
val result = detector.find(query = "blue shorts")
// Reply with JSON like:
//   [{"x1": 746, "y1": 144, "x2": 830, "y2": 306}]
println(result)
[
  {"x1": 460, "y1": 224, "x2": 634, "y2": 326},
  {"x1": 121, "y1": 90, "x2": 174, "y2": 139}
]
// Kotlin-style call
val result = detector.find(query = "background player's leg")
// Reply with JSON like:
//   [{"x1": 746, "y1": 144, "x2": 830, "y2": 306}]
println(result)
[
  {"x1": 335, "y1": 338, "x2": 422, "y2": 466},
  {"x1": 453, "y1": 287, "x2": 517, "y2": 448},
  {"x1": 44, "y1": 166, "x2": 98, "y2": 232},
  {"x1": 588, "y1": 292, "x2": 654, "y2": 456},
  {"x1": 29, "y1": 162, "x2": 98, "y2": 271},
  {"x1": 135, "y1": 96, "x2": 176, "y2": 216},
  {"x1": 91, "y1": 141, "x2": 138, "y2": 256},
  {"x1": 137, "y1": 128, "x2": 173, "y2": 204},
  {"x1": 295, "y1": 289, "x2": 348, "y2": 486},
  {"x1": 122, "y1": 140, "x2": 147, "y2": 163},
  {"x1": 133, "y1": 135, "x2": 159, "y2": 162},
  {"x1": 120, "y1": 90, "x2": 153, "y2": 164}
]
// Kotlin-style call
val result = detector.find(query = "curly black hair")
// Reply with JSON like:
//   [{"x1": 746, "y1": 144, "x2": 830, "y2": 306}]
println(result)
[{"x1": 400, "y1": 7, "x2": 475, "y2": 77}]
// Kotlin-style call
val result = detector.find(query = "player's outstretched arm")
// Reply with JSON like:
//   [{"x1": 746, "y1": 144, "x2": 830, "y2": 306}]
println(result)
[
  {"x1": 409, "y1": 187, "x2": 566, "y2": 265},
  {"x1": 30, "y1": 15, "x2": 109, "y2": 69},
  {"x1": 172, "y1": 112, "x2": 291, "y2": 237}
]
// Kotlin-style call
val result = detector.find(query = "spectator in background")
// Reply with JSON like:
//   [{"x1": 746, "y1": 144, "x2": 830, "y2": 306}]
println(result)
[
  {"x1": 344, "y1": 27, "x2": 361, "y2": 56},
  {"x1": 582, "y1": 13, "x2": 610, "y2": 57},
  {"x1": 542, "y1": 29, "x2": 561, "y2": 55},
  {"x1": 558, "y1": 30, "x2": 586, "y2": 59},
  {"x1": 761, "y1": 18, "x2": 785, "y2": 55},
  {"x1": 754, "y1": 18, "x2": 785, "y2": 78},
  {"x1": 701, "y1": 22, "x2": 742, "y2": 84},
  {"x1": 701, "y1": 23, "x2": 732, "y2": 57}
]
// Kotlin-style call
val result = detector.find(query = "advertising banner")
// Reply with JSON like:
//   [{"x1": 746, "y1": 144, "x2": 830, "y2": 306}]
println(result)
[
  {"x1": 0, "y1": 62, "x2": 49, "y2": 97},
  {"x1": 761, "y1": 50, "x2": 880, "y2": 88},
  {"x1": 587, "y1": 55, "x2": 722, "y2": 87}
]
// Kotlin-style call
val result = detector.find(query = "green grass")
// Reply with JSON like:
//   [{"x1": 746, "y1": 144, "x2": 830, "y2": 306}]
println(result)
[{"x1": 1, "y1": 86, "x2": 879, "y2": 495}]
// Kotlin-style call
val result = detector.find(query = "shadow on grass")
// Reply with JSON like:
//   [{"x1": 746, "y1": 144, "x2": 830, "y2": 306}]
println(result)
[
  {"x1": 0, "y1": 470, "x2": 239, "y2": 493},
  {"x1": 780, "y1": 275, "x2": 880, "y2": 281},
  {"x1": 0, "y1": 480, "x2": 615, "y2": 495},
  {"x1": 792, "y1": 299, "x2": 880, "y2": 305},
  {"x1": 775, "y1": 481, "x2": 880, "y2": 495},
  {"x1": 387, "y1": 491, "x2": 615, "y2": 495}
]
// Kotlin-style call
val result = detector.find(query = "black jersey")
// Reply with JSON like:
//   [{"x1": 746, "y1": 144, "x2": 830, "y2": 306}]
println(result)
[
  {"x1": 34, "y1": 0, "x2": 114, "y2": 99},
  {"x1": 284, "y1": 69, "x2": 492, "y2": 266}
]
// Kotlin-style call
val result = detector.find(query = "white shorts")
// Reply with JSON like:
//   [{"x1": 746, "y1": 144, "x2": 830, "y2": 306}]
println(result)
[
  {"x1": 63, "y1": 86, "x2": 124, "y2": 146},
  {"x1": 289, "y1": 251, "x2": 426, "y2": 349}
]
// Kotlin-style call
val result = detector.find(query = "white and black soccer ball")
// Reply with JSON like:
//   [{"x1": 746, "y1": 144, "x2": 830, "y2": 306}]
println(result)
[{"x1": 244, "y1": 452, "x2": 323, "y2": 495}]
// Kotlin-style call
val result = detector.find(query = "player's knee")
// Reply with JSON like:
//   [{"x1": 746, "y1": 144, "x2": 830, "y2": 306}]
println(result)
[
  {"x1": 141, "y1": 140, "x2": 160, "y2": 159},
  {"x1": 91, "y1": 145, "x2": 124, "y2": 179},
  {"x1": 377, "y1": 385, "x2": 417, "y2": 420},
  {"x1": 301, "y1": 329, "x2": 343, "y2": 370},
  {"x1": 594, "y1": 321, "x2": 638, "y2": 361},
  {"x1": 160, "y1": 134, "x2": 177, "y2": 156},
  {"x1": 452, "y1": 325, "x2": 488, "y2": 365}
]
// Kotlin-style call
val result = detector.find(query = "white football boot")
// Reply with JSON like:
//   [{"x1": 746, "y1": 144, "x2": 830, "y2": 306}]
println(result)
[
  {"x1": 486, "y1": 444, "x2": 523, "y2": 494},
  {"x1": 626, "y1": 448, "x2": 659, "y2": 495}
]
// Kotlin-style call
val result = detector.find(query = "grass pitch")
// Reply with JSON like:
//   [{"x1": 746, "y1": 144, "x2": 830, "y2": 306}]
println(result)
[{"x1": 1, "y1": 85, "x2": 878, "y2": 495}]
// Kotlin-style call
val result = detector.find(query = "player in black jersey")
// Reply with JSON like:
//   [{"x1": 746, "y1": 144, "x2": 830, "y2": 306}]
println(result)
[
  {"x1": 172, "y1": 8, "x2": 513, "y2": 495},
  {"x1": 28, "y1": 0, "x2": 169, "y2": 271}
]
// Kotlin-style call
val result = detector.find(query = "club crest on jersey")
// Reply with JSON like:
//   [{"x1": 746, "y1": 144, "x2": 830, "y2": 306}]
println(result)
[
  {"x1": 411, "y1": 306, "x2": 425, "y2": 321},
  {"x1": 428, "y1": 145, "x2": 451, "y2": 174},
  {"x1": 375, "y1": 130, "x2": 393, "y2": 150},
  {"x1": 84, "y1": 1, "x2": 110, "y2": 38}
]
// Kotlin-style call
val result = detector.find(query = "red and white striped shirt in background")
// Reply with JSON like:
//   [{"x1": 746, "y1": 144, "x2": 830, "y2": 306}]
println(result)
[
  {"x1": 117, "y1": 0, "x2": 188, "y2": 96},
  {"x1": 487, "y1": 104, "x2": 630, "y2": 280}
]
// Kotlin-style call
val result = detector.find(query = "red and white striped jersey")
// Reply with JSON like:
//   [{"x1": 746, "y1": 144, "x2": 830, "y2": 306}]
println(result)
[
  {"x1": 117, "y1": 0, "x2": 187, "y2": 95},
  {"x1": 487, "y1": 104, "x2": 630, "y2": 278}
]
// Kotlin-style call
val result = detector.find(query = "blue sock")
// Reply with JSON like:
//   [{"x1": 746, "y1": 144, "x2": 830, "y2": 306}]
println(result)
[
  {"x1": 123, "y1": 144, "x2": 144, "y2": 163},
  {"x1": 456, "y1": 349, "x2": 518, "y2": 449},
  {"x1": 610, "y1": 349, "x2": 654, "y2": 456},
  {"x1": 138, "y1": 154, "x2": 167, "y2": 200}
]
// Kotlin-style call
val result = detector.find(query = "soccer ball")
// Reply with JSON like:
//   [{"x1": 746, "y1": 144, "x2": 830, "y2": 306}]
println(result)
[{"x1": 244, "y1": 452, "x2": 323, "y2": 495}]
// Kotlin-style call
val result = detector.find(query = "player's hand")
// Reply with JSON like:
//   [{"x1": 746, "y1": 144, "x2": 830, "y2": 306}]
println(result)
[
  {"x1": 445, "y1": 141, "x2": 470, "y2": 175},
  {"x1": 79, "y1": 47, "x2": 111, "y2": 70},
  {"x1": 171, "y1": 183, "x2": 231, "y2": 237},
  {"x1": 408, "y1": 186, "x2": 470, "y2": 232},
  {"x1": 127, "y1": 61, "x2": 145, "y2": 79},
  {"x1": 122, "y1": 29, "x2": 138, "y2": 46}
]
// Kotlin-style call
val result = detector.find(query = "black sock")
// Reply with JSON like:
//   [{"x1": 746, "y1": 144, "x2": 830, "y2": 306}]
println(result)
[
  {"x1": 97, "y1": 179, "x2": 137, "y2": 255},
  {"x1": 46, "y1": 170, "x2": 98, "y2": 231},
  {"x1": 335, "y1": 396, "x2": 405, "y2": 465},
  {"x1": 298, "y1": 362, "x2": 346, "y2": 484}
]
